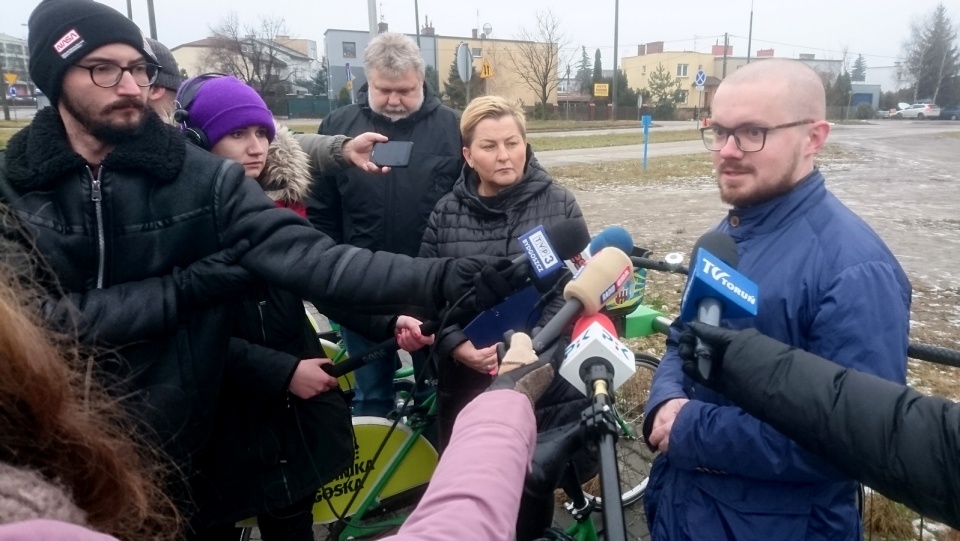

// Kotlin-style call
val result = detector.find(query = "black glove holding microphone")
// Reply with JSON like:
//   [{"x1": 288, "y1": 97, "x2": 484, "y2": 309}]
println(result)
[
  {"x1": 678, "y1": 322, "x2": 763, "y2": 389},
  {"x1": 442, "y1": 255, "x2": 530, "y2": 313}
]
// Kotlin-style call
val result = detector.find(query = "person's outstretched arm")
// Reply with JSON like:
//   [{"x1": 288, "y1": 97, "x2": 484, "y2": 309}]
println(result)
[
  {"x1": 384, "y1": 333, "x2": 553, "y2": 541},
  {"x1": 683, "y1": 323, "x2": 960, "y2": 529}
]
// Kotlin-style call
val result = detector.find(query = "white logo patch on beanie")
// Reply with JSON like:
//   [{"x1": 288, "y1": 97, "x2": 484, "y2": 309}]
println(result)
[{"x1": 54, "y1": 29, "x2": 85, "y2": 59}]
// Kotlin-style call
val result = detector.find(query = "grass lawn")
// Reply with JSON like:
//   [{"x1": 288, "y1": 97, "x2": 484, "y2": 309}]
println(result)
[
  {"x1": 0, "y1": 119, "x2": 29, "y2": 150},
  {"x1": 528, "y1": 130, "x2": 699, "y2": 152}
]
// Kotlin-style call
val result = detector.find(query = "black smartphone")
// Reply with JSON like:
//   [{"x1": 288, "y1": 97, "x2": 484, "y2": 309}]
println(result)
[{"x1": 371, "y1": 141, "x2": 414, "y2": 168}]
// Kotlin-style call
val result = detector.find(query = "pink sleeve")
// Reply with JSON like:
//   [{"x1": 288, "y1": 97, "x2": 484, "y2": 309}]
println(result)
[
  {"x1": 385, "y1": 390, "x2": 536, "y2": 541},
  {"x1": 0, "y1": 520, "x2": 119, "y2": 541}
]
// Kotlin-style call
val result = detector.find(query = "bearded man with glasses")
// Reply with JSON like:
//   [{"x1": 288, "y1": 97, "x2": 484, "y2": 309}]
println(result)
[{"x1": 642, "y1": 59, "x2": 912, "y2": 541}]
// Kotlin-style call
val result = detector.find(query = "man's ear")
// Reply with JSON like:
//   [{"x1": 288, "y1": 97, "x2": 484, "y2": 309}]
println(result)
[
  {"x1": 148, "y1": 86, "x2": 166, "y2": 102},
  {"x1": 806, "y1": 120, "x2": 831, "y2": 157}
]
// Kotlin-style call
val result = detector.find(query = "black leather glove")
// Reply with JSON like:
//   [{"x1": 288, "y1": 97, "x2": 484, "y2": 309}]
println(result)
[
  {"x1": 487, "y1": 332, "x2": 555, "y2": 406},
  {"x1": 678, "y1": 322, "x2": 742, "y2": 387},
  {"x1": 443, "y1": 256, "x2": 527, "y2": 312},
  {"x1": 173, "y1": 240, "x2": 256, "y2": 309}
]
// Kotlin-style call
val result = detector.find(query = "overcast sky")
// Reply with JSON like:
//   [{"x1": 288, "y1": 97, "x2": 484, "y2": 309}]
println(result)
[{"x1": 5, "y1": 0, "x2": 954, "y2": 90}]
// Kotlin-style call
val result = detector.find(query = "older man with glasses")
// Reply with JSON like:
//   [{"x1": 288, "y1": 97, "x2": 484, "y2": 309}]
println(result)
[{"x1": 642, "y1": 59, "x2": 912, "y2": 541}]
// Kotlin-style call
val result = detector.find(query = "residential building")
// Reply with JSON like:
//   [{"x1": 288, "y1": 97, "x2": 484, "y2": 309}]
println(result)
[
  {"x1": 622, "y1": 41, "x2": 842, "y2": 114},
  {"x1": 0, "y1": 33, "x2": 35, "y2": 99},
  {"x1": 324, "y1": 22, "x2": 557, "y2": 109},
  {"x1": 171, "y1": 35, "x2": 320, "y2": 94}
]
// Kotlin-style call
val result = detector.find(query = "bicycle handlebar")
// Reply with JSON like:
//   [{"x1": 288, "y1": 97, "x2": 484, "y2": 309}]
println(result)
[
  {"x1": 629, "y1": 255, "x2": 688, "y2": 275},
  {"x1": 908, "y1": 342, "x2": 960, "y2": 368}
]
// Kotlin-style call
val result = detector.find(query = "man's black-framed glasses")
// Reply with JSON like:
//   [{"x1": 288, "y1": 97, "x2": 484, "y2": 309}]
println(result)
[
  {"x1": 73, "y1": 63, "x2": 161, "y2": 88},
  {"x1": 700, "y1": 120, "x2": 815, "y2": 152}
]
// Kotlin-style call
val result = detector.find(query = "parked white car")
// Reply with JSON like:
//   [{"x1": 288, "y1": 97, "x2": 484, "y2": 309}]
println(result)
[{"x1": 895, "y1": 102, "x2": 941, "y2": 119}]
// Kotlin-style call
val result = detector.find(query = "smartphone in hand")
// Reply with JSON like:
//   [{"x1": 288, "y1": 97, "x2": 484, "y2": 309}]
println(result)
[{"x1": 371, "y1": 141, "x2": 414, "y2": 168}]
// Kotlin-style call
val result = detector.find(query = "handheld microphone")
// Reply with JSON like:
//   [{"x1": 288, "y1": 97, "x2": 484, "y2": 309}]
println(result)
[
  {"x1": 679, "y1": 231, "x2": 758, "y2": 380},
  {"x1": 564, "y1": 225, "x2": 634, "y2": 273},
  {"x1": 532, "y1": 247, "x2": 633, "y2": 353},
  {"x1": 560, "y1": 312, "x2": 636, "y2": 397},
  {"x1": 513, "y1": 220, "x2": 590, "y2": 281}
]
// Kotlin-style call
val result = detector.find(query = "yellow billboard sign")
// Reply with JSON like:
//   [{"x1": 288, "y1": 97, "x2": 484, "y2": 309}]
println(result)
[{"x1": 593, "y1": 83, "x2": 609, "y2": 97}]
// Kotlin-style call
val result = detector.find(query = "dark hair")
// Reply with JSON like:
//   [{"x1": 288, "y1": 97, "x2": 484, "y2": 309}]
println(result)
[{"x1": 0, "y1": 206, "x2": 180, "y2": 540}]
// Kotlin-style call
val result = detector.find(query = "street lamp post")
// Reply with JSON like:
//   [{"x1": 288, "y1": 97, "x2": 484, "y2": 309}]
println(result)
[{"x1": 611, "y1": 0, "x2": 619, "y2": 121}]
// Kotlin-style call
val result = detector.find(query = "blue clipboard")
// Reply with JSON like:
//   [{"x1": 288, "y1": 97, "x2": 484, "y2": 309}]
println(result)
[{"x1": 463, "y1": 286, "x2": 543, "y2": 348}]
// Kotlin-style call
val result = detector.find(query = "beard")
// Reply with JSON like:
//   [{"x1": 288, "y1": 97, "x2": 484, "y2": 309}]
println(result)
[
  {"x1": 371, "y1": 93, "x2": 424, "y2": 122},
  {"x1": 716, "y1": 153, "x2": 800, "y2": 208},
  {"x1": 60, "y1": 92, "x2": 148, "y2": 145}
]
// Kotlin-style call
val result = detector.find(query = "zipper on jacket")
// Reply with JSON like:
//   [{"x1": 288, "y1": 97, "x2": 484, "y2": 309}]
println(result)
[
  {"x1": 257, "y1": 300, "x2": 268, "y2": 344},
  {"x1": 87, "y1": 166, "x2": 106, "y2": 289}
]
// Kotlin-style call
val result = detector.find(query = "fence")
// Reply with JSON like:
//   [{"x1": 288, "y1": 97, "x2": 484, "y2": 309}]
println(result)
[{"x1": 264, "y1": 97, "x2": 336, "y2": 119}]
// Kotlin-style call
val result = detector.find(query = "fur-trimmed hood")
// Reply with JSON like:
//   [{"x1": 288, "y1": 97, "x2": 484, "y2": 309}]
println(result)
[{"x1": 259, "y1": 123, "x2": 313, "y2": 206}]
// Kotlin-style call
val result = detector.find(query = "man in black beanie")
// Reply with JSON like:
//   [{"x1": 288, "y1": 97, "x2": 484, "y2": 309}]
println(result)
[
  {"x1": 1, "y1": 0, "x2": 515, "y2": 534},
  {"x1": 145, "y1": 37, "x2": 182, "y2": 116}
]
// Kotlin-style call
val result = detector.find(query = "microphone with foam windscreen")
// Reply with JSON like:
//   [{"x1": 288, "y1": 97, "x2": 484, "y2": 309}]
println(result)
[
  {"x1": 560, "y1": 312, "x2": 636, "y2": 396},
  {"x1": 531, "y1": 247, "x2": 633, "y2": 353},
  {"x1": 564, "y1": 225, "x2": 634, "y2": 273},
  {"x1": 679, "y1": 231, "x2": 759, "y2": 381}
]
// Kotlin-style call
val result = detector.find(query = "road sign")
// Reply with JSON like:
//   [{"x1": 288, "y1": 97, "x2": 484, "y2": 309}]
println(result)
[
  {"x1": 8, "y1": 87, "x2": 15, "y2": 97},
  {"x1": 694, "y1": 69, "x2": 707, "y2": 87},
  {"x1": 3, "y1": 72, "x2": 16, "y2": 85},
  {"x1": 696, "y1": 85, "x2": 704, "y2": 92},
  {"x1": 456, "y1": 43, "x2": 472, "y2": 83},
  {"x1": 593, "y1": 83, "x2": 609, "y2": 98},
  {"x1": 480, "y1": 58, "x2": 493, "y2": 78}
]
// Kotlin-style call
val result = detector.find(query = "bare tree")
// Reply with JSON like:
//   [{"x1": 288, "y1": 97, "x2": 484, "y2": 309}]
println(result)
[
  {"x1": 507, "y1": 10, "x2": 572, "y2": 118},
  {"x1": 203, "y1": 13, "x2": 297, "y2": 96}
]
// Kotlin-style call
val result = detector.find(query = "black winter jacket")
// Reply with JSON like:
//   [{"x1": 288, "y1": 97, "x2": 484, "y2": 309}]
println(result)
[
  {"x1": 0, "y1": 108, "x2": 452, "y2": 470},
  {"x1": 308, "y1": 82, "x2": 461, "y2": 257},
  {"x1": 711, "y1": 330, "x2": 960, "y2": 529},
  {"x1": 419, "y1": 149, "x2": 587, "y2": 436}
]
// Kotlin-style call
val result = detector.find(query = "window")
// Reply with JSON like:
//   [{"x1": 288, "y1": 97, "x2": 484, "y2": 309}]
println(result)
[
  {"x1": 342, "y1": 42, "x2": 356, "y2": 59},
  {"x1": 642, "y1": 65, "x2": 646, "y2": 74},
  {"x1": 679, "y1": 90, "x2": 689, "y2": 104},
  {"x1": 472, "y1": 47, "x2": 482, "y2": 58},
  {"x1": 677, "y1": 64, "x2": 689, "y2": 77}
]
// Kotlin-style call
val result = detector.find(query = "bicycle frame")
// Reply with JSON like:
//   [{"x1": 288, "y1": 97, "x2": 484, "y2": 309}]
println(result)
[{"x1": 319, "y1": 392, "x2": 439, "y2": 540}]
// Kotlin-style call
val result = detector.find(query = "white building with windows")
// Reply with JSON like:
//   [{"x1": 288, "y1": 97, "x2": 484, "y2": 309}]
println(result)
[{"x1": 0, "y1": 33, "x2": 35, "y2": 99}]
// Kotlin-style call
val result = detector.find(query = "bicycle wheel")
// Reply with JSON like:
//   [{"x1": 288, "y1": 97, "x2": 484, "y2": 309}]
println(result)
[{"x1": 580, "y1": 353, "x2": 660, "y2": 509}]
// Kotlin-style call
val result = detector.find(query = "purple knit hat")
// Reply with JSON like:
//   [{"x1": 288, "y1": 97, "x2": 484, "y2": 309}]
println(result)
[{"x1": 180, "y1": 76, "x2": 276, "y2": 148}]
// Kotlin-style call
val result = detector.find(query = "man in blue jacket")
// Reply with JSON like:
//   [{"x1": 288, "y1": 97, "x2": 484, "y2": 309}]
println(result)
[{"x1": 642, "y1": 59, "x2": 912, "y2": 540}]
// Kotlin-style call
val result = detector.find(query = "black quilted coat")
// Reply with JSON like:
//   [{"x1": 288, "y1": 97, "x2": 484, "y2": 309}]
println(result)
[{"x1": 419, "y1": 148, "x2": 587, "y2": 445}]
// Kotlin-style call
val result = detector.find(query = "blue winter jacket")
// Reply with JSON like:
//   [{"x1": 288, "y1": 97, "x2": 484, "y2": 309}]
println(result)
[{"x1": 643, "y1": 170, "x2": 911, "y2": 541}]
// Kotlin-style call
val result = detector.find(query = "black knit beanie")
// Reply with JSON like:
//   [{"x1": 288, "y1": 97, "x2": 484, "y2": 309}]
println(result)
[{"x1": 28, "y1": 0, "x2": 157, "y2": 105}]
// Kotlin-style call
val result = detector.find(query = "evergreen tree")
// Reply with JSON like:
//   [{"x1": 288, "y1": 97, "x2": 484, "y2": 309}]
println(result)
[
  {"x1": 443, "y1": 57, "x2": 484, "y2": 110},
  {"x1": 424, "y1": 64, "x2": 441, "y2": 97},
  {"x1": 899, "y1": 3, "x2": 960, "y2": 104},
  {"x1": 645, "y1": 63, "x2": 684, "y2": 119},
  {"x1": 851, "y1": 54, "x2": 867, "y2": 82},
  {"x1": 575, "y1": 46, "x2": 592, "y2": 93},
  {"x1": 592, "y1": 48, "x2": 603, "y2": 82}
]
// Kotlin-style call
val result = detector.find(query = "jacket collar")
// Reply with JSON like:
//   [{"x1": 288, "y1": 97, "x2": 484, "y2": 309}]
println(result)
[
  {"x1": 259, "y1": 123, "x2": 313, "y2": 205},
  {"x1": 722, "y1": 169, "x2": 826, "y2": 238},
  {"x1": 4, "y1": 106, "x2": 186, "y2": 190},
  {"x1": 454, "y1": 145, "x2": 553, "y2": 215}
]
